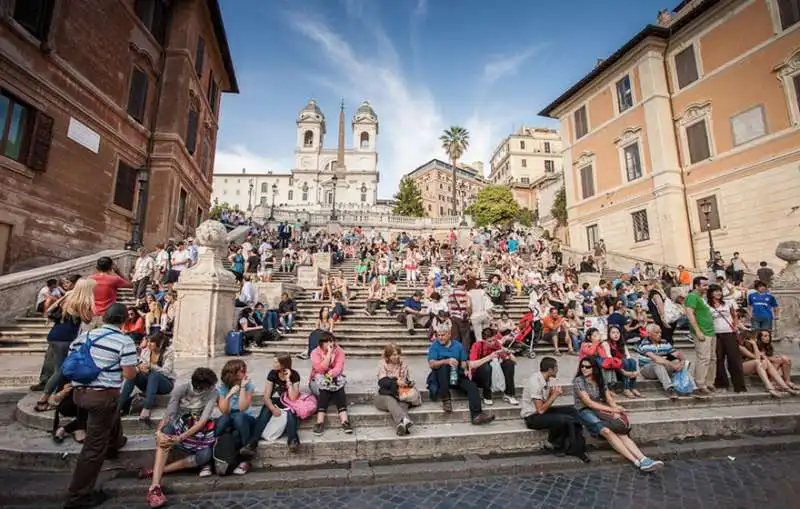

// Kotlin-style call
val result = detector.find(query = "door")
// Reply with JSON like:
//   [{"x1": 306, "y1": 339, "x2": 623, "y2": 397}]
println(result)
[{"x1": 0, "y1": 223, "x2": 11, "y2": 274}]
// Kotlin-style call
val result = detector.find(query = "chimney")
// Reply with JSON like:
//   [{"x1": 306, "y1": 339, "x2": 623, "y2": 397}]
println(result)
[{"x1": 657, "y1": 8, "x2": 673, "y2": 26}]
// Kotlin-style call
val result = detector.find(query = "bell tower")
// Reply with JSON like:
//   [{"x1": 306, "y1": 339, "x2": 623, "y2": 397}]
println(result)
[
  {"x1": 296, "y1": 99, "x2": 326, "y2": 152},
  {"x1": 352, "y1": 100, "x2": 378, "y2": 152}
]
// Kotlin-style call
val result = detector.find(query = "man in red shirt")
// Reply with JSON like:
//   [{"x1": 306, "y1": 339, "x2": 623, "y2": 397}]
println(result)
[
  {"x1": 89, "y1": 257, "x2": 131, "y2": 327},
  {"x1": 447, "y1": 279, "x2": 472, "y2": 351}
]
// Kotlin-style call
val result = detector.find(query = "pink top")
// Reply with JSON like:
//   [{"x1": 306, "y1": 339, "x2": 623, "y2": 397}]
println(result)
[
  {"x1": 377, "y1": 360, "x2": 409, "y2": 381},
  {"x1": 310, "y1": 346, "x2": 345, "y2": 381}
]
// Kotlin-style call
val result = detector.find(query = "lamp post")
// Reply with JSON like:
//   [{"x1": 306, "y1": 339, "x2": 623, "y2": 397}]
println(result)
[
  {"x1": 269, "y1": 183, "x2": 277, "y2": 220},
  {"x1": 247, "y1": 176, "x2": 254, "y2": 212},
  {"x1": 458, "y1": 181, "x2": 468, "y2": 226},
  {"x1": 700, "y1": 199, "x2": 715, "y2": 267},
  {"x1": 330, "y1": 174, "x2": 338, "y2": 221}
]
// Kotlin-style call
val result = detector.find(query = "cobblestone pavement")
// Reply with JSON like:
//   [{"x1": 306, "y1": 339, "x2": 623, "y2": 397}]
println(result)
[{"x1": 9, "y1": 449, "x2": 797, "y2": 509}]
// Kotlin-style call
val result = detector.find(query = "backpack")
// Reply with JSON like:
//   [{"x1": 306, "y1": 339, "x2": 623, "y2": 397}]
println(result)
[
  {"x1": 213, "y1": 427, "x2": 241, "y2": 476},
  {"x1": 61, "y1": 329, "x2": 116, "y2": 384}
]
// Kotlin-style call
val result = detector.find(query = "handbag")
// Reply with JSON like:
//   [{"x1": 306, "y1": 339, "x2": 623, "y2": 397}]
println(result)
[
  {"x1": 489, "y1": 358, "x2": 506, "y2": 393},
  {"x1": 172, "y1": 413, "x2": 216, "y2": 453},
  {"x1": 398, "y1": 385, "x2": 421, "y2": 406},
  {"x1": 280, "y1": 391, "x2": 317, "y2": 420},
  {"x1": 261, "y1": 409, "x2": 288, "y2": 441},
  {"x1": 595, "y1": 409, "x2": 632, "y2": 435},
  {"x1": 315, "y1": 373, "x2": 347, "y2": 392},
  {"x1": 662, "y1": 298, "x2": 684, "y2": 324}
]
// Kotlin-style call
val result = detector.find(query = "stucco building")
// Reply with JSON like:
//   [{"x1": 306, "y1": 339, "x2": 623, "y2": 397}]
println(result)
[
  {"x1": 403, "y1": 159, "x2": 487, "y2": 218},
  {"x1": 211, "y1": 99, "x2": 380, "y2": 215},
  {"x1": 0, "y1": 0, "x2": 237, "y2": 273},
  {"x1": 540, "y1": 0, "x2": 800, "y2": 268}
]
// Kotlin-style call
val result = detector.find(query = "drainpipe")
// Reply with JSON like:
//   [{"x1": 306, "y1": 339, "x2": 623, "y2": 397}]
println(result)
[{"x1": 127, "y1": 1, "x2": 175, "y2": 250}]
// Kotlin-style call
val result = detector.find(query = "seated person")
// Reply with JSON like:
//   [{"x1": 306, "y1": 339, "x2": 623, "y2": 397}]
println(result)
[
  {"x1": 238, "y1": 307, "x2": 267, "y2": 348},
  {"x1": 402, "y1": 291, "x2": 429, "y2": 335},
  {"x1": 426, "y1": 329, "x2": 495, "y2": 425},
  {"x1": 542, "y1": 307, "x2": 573, "y2": 356},
  {"x1": 278, "y1": 292, "x2": 297, "y2": 332},
  {"x1": 119, "y1": 332, "x2": 176, "y2": 424},
  {"x1": 521, "y1": 357, "x2": 588, "y2": 461},
  {"x1": 216, "y1": 359, "x2": 256, "y2": 475},
  {"x1": 636, "y1": 323, "x2": 690, "y2": 398},
  {"x1": 469, "y1": 328, "x2": 518, "y2": 406},
  {"x1": 234, "y1": 275, "x2": 257, "y2": 308},
  {"x1": 245, "y1": 354, "x2": 302, "y2": 452}
]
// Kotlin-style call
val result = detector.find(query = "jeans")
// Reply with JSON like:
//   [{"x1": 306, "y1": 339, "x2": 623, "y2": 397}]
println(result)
[
  {"x1": 217, "y1": 410, "x2": 257, "y2": 446},
  {"x1": 249, "y1": 404, "x2": 299, "y2": 447},
  {"x1": 279, "y1": 313, "x2": 295, "y2": 329},
  {"x1": 431, "y1": 366, "x2": 482, "y2": 418},
  {"x1": 265, "y1": 310, "x2": 279, "y2": 330},
  {"x1": 43, "y1": 341, "x2": 71, "y2": 395},
  {"x1": 119, "y1": 371, "x2": 174, "y2": 413},
  {"x1": 619, "y1": 358, "x2": 638, "y2": 390},
  {"x1": 751, "y1": 317, "x2": 772, "y2": 331},
  {"x1": 471, "y1": 360, "x2": 516, "y2": 398}
]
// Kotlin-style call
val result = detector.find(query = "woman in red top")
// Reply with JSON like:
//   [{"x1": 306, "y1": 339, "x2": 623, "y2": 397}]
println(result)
[
  {"x1": 121, "y1": 306, "x2": 147, "y2": 346},
  {"x1": 607, "y1": 325, "x2": 641, "y2": 398},
  {"x1": 469, "y1": 327, "x2": 519, "y2": 406}
]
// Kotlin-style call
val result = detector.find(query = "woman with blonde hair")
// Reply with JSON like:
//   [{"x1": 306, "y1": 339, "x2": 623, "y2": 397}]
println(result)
[
  {"x1": 145, "y1": 300, "x2": 163, "y2": 335},
  {"x1": 374, "y1": 343, "x2": 418, "y2": 436},
  {"x1": 34, "y1": 278, "x2": 96, "y2": 412}
]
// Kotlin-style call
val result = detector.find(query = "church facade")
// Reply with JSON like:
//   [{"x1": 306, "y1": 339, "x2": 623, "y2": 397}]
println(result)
[{"x1": 212, "y1": 99, "x2": 380, "y2": 214}]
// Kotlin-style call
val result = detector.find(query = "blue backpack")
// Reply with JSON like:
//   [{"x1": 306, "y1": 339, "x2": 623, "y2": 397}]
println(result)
[{"x1": 61, "y1": 328, "x2": 117, "y2": 384}]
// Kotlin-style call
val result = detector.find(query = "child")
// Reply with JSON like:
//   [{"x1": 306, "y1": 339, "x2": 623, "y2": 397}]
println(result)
[{"x1": 216, "y1": 359, "x2": 256, "y2": 475}]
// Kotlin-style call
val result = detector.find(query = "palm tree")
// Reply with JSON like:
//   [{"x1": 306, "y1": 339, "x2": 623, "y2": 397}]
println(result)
[{"x1": 439, "y1": 126, "x2": 470, "y2": 216}]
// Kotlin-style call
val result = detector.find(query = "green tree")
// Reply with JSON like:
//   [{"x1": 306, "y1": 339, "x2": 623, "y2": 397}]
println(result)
[
  {"x1": 439, "y1": 126, "x2": 470, "y2": 215},
  {"x1": 551, "y1": 186, "x2": 567, "y2": 226},
  {"x1": 392, "y1": 177, "x2": 427, "y2": 217},
  {"x1": 517, "y1": 207, "x2": 535, "y2": 227},
  {"x1": 466, "y1": 185, "x2": 520, "y2": 227}
]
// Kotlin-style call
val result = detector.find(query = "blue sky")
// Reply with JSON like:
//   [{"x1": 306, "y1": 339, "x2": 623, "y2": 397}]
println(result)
[{"x1": 215, "y1": 0, "x2": 670, "y2": 197}]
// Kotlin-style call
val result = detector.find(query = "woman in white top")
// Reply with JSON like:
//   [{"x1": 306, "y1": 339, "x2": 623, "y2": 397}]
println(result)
[
  {"x1": 170, "y1": 242, "x2": 191, "y2": 273},
  {"x1": 707, "y1": 284, "x2": 746, "y2": 392}
]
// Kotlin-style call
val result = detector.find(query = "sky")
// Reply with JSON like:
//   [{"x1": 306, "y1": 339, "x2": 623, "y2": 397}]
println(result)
[{"x1": 214, "y1": 0, "x2": 671, "y2": 197}]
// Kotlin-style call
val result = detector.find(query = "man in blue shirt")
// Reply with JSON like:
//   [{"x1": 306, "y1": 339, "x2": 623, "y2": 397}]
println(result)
[
  {"x1": 427, "y1": 330, "x2": 495, "y2": 425},
  {"x1": 403, "y1": 291, "x2": 428, "y2": 335},
  {"x1": 748, "y1": 281, "x2": 779, "y2": 331}
]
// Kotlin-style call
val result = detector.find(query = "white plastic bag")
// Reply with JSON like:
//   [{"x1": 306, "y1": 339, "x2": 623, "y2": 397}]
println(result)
[
  {"x1": 490, "y1": 358, "x2": 506, "y2": 393},
  {"x1": 261, "y1": 409, "x2": 288, "y2": 441},
  {"x1": 663, "y1": 298, "x2": 684, "y2": 324}
]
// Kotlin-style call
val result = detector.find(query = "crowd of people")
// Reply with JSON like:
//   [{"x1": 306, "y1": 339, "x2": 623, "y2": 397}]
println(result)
[{"x1": 25, "y1": 219, "x2": 790, "y2": 508}]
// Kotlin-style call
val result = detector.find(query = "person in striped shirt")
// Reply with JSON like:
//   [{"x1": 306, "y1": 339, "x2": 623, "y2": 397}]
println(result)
[
  {"x1": 65, "y1": 303, "x2": 137, "y2": 509},
  {"x1": 636, "y1": 323, "x2": 688, "y2": 399}
]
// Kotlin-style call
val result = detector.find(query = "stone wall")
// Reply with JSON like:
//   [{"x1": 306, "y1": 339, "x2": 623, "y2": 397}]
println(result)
[{"x1": 0, "y1": 250, "x2": 137, "y2": 324}]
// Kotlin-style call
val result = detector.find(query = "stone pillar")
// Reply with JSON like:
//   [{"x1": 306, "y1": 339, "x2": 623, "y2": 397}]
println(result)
[
  {"x1": 773, "y1": 241, "x2": 800, "y2": 343},
  {"x1": 297, "y1": 266, "x2": 319, "y2": 289},
  {"x1": 255, "y1": 282, "x2": 301, "y2": 308},
  {"x1": 315, "y1": 252, "x2": 331, "y2": 272},
  {"x1": 172, "y1": 220, "x2": 238, "y2": 358}
]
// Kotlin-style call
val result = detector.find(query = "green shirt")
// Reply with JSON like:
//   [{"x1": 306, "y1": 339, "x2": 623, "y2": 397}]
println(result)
[{"x1": 685, "y1": 291, "x2": 715, "y2": 336}]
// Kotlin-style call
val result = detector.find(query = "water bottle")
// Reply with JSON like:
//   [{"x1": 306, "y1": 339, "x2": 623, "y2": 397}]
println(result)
[{"x1": 449, "y1": 362, "x2": 459, "y2": 385}]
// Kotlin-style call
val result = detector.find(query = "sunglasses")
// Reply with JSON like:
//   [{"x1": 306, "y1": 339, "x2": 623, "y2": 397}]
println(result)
[{"x1": 580, "y1": 364, "x2": 593, "y2": 370}]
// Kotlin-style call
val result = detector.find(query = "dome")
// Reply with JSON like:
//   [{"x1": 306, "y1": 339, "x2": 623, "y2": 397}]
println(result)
[
  {"x1": 353, "y1": 100, "x2": 378, "y2": 123},
  {"x1": 297, "y1": 99, "x2": 325, "y2": 123}
]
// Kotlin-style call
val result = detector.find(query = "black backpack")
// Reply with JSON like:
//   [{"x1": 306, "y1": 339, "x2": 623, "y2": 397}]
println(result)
[{"x1": 213, "y1": 427, "x2": 241, "y2": 476}]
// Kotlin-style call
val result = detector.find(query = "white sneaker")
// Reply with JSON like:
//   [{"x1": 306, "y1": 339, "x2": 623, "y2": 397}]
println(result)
[
  {"x1": 233, "y1": 461, "x2": 250, "y2": 475},
  {"x1": 503, "y1": 395, "x2": 520, "y2": 406},
  {"x1": 483, "y1": 398, "x2": 494, "y2": 406},
  {"x1": 198, "y1": 465, "x2": 212, "y2": 477}
]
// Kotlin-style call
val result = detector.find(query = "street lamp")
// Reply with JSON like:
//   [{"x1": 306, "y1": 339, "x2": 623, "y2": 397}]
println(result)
[
  {"x1": 458, "y1": 181, "x2": 468, "y2": 226},
  {"x1": 330, "y1": 174, "x2": 338, "y2": 221},
  {"x1": 247, "y1": 176, "x2": 254, "y2": 212},
  {"x1": 269, "y1": 183, "x2": 278, "y2": 220},
  {"x1": 699, "y1": 198, "x2": 715, "y2": 267}
]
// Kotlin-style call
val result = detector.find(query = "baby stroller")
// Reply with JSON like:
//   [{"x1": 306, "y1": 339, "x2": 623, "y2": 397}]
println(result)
[{"x1": 509, "y1": 311, "x2": 541, "y2": 358}]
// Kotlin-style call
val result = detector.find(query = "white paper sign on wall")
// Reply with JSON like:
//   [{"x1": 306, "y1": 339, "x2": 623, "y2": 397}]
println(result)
[{"x1": 67, "y1": 117, "x2": 100, "y2": 154}]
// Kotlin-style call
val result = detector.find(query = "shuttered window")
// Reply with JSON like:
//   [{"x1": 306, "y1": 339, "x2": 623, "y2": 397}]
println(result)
[
  {"x1": 113, "y1": 161, "x2": 137, "y2": 211},
  {"x1": 631, "y1": 210, "x2": 650, "y2": 242},
  {"x1": 134, "y1": 0, "x2": 168, "y2": 45},
  {"x1": 177, "y1": 189, "x2": 187, "y2": 225},
  {"x1": 574, "y1": 106, "x2": 588, "y2": 139},
  {"x1": 586, "y1": 225, "x2": 599, "y2": 251},
  {"x1": 579, "y1": 165, "x2": 595, "y2": 199},
  {"x1": 623, "y1": 142, "x2": 642, "y2": 181},
  {"x1": 13, "y1": 0, "x2": 54, "y2": 41},
  {"x1": 207, "y1": 72, "x2": 219, "y2": 114},
  {"x1": 778, "y1": 0, "x2": 800, "y2": 29},
  {"x1": 794, "y1": 74, "x2": 800, "y2": 114},
  {"x1": 696, "y1": 195, "x2": 721, "y2": 232},
  {"x1": 0, "y1": 91, "x2": 53, "y2": 171},
  {"x1": 195, "y1": 36, "x2": 205, "y2": 76},
  {"x1": 686, "y1": 120, "x2": 711, "y2": 164},
  {"x1": 126, "y1": 68, "x2": 148, "y2": 123},
  {"x1": 616, "y1": 75, "x2": 633, "y2": 112},
  {"x1": 675, "y1": 46, "x2": 699, "y2": 89},
  {"x1": 186, "y1": 108, "x2": 199, "y2": 155}
]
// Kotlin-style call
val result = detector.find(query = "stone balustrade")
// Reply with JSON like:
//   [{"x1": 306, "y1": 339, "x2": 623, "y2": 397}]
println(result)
[{"x1": 253, "y1": 207, "x2": 473, "y2": 231}]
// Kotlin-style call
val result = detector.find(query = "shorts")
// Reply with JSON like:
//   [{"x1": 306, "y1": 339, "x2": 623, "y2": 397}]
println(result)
[
  {"x1": 160, "y1": 421, "x2": 213, "y2": 466},
  {"x1": 577, "y1": 408, "x2": 607, "y2": 437}
]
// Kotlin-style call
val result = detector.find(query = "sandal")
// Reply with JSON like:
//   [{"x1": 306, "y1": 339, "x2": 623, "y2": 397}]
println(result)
[
  {"x1": 768, "y1": 389, "x2": 786, "y2": 399},
  {"x1": 52, "y1": 427, "x2": 66, "y2": 444},
  {"x1": 622, "y1": 389, "x2": 635, "y2": 398},
  {"x1": 74, "y1": 430, "x2": 86, "y2": 443},
  {"x1": 34, "y1": 400, "x2": 51, "y2": 412},
  {"x1": 631, "y1": 389, "x2": 644, "y2": 398}
]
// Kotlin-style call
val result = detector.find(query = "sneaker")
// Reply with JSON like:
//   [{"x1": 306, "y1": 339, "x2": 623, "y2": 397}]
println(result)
[
  {"x1": 472, "y1": 412, "x2": 496, "y2": 425},
  {"x1": 503, "y1": 395, "x2": 519, "y2": 406},
  {"x1": 296, "y1": 351, "x2": 309, "y2": 360},
  {"x1": 239, "y1": 445, "x2": 256, "y2": 459},
  {"x1": 638, "y1": 457, "x2": 664, "y2": 472},
  {"x1": 146, "y1": 485, "x2": 167, "y2": 508},
  {"x1": 666, "y1": 387, "x2": 679, "y2": 400},
  {"x1": 396, "y1": 422, "x2": 408, "y2": 436},
  {"x1": 29, "y1": 383, "x2": 45, "y2": 392},
  {"x1": 341, "y1": 421, "x2": 354, "y2": 434},
  {"x1": 402, "y1": 416, "x2": 414, "y2": 433},
  {"x1": 198, "y1": 465, "x2": 212, "y2": 477},
  {"x1": 233, "y1": 461, "x2": 250, "y2": 476},
  {"x1": 313, "y1": 422, "x2": 325, "y2": 435},
  {"x1": 442, "y1": 399, "x2": 453, "y2": 413},
  {"x1": 288, "y1": 441, "x2": 299, "y2": 453},
  {"x1": 693, "y1": 388, "x2": 712, "y2": 399},
  {"x1": 483, "y1": 398, "x2": 494, "y2": 406}
]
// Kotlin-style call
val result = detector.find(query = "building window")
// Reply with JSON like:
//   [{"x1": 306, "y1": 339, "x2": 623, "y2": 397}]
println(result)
[
  {"x1": 520, "y1": 140, "x2": 526, "y2": 150},
  {"x1": 112, "y1": 161, "x2": 137, "y2": 211},
  {"x1": 440, "y1": 206, "x2": 444, "y2": 215},
  {"x1": 586, "y1": 224, "x2": 599, "y2": 251},
  {"x1": 195, "y1": 36, "x2": 205, "y2": 76},
  {"x1": 696, "y1": 195, "x2": 721, "y2": 232},
  {"x1": 778, "y1": 0, "x2": 800, "y2": 29},
  {"x1": 196, "y1": 207, "x2": 203, "y2": 226},
  {"x1": 794, "y1": 74, "x2": 800, "y2": 116},
  {"x1": 521, "y1": 159, "x2": 527, "y2": 168},
  {"x1": 574, "y1": 106, "x2": 588, "y2": 139},
  {"x1": 177, "y1": 188, "x2": 187, "y2": 225},
  {"x1": 616, "y1": 75, "x2": 634, "y2": 112},
  {"x1": 0, "y1": 92, "x2": 31, "y2": 163},
  {"x1": 288, "y1": 190, "x2": 293, "y2": 201},
  {"x1": 686, "y1": 120, "x2": 711, "y2": 164},
  {"x1": 13, "y1": 0, "x2": 55, "y2": 41},
  {"x1": 186, "y1": 107, "x2": 199, "y2": 155},
  {"x1": 361, "y1": 186, "x2": 367, "y2": 202},
  {"x1": 236, "y1": 189, "x2": 240, "y2": 195},
  {"x1": 302, "y1": 185, "x2": 308, "y2": 201},
  {"x1": 260, "y1": 183, "x2": 267, "y2": 193},
  {"x1": 544, "y1": 160, "x2": 555, "y2": 173},
  {"x1": 544, "y1": 141, "x2": 551, "y2": 153},
  {"x1": 731, "y1": 105, "x2": 767, "y2": 146},
  {"x1": 207, "y1": 72, "x2": 218, "y2": 114},
  {"x1": 360, "y1": 132, "x2": 369, "y2": 149},
  {"x1": 520, "y1": 177, "x2": 530, "y2": 184},
  {"x1": 428, "y1": 204, "x2": 432, "y2": 212},
  {"x1": 289, "y1": 177, "x2": 294, "y2": 186},
  {"x1": 579, "y1": 165, "x2": 595, "y2": 199},
  {"x1": 631, "y1": 210, "x2": 650, "y2": 242},
  {"x1": 134, "y1": 0, "x2": 168, "y2": 44},
  {"x1": 200, "y1": 135, "x2": 211, "y2": 177},
  {"x1": 303, "y1": 130, "x2": 313, "y2": 147},
  {"x1": 623, "y1": 142, "x2": 642, "y2": 181},
  {"x1": 675, "y1": 45, "x2": 699, "y2": 89},
  {"x1": 126, "y1": 68, "x2": 148, "y2": 124},
  {"x1": 325, "y1": 191, "x2": 333, "y2": 204}
]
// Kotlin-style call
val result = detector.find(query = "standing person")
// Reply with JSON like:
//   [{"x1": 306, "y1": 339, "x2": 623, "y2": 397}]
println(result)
[
  {"x1": 64, "y1": 303, "x2": 137, "y2": 509},
  {"x1": 756, "y1": 262, "x2": 774, "y2": 288},
  {"x1": 729, "y1": 252, "x2": 748, "y2": 285},
  {"x1": 748, "y1": 280, "x2": 779, "y2": 332},
  {"x1": 131, "y1": 248, "x2": 155, "y2": 306},
  {"x1": 89, "y1": 257, "x2": 132, "y2": 329},
  {"x1": 707, "y1": 284, "x2": 746, "y2": 393},
  {"x1": 521, "y1": 357, "x2": 588, "y2": 461},
  {"x1": 447, "y1": 279, "x2": 472, "y2": 352},
  {"x1": 685, "y1": 276, "x2": 716, "y2": 396}
]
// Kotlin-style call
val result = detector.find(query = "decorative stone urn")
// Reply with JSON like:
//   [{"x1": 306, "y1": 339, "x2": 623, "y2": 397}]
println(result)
[
  {"x1": 773, "y1": 241, "x2": 800, "y2": 343},
  {"x1": 172, "y1": 220, "x2": 239, "y2": 357}
]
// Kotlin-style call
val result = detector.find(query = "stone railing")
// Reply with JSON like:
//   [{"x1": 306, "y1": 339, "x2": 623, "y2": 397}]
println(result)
[
  {"x1": 0, "y1": 249, "x2": 138, "y2": 324},
  {"x1": 254, "y1": 207, "x2": 473, "y2": 231}
]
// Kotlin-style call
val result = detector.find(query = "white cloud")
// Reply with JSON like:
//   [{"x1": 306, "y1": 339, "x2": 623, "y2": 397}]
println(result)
[
  {"x1": 483, "y1": 44, "x2": 546, "y2": 85},
  {"x1": 213, "y1": 144, "x2": 289, "y2": 175},
  {"x1": 288, "y1": 12, "x2": 445, "y2": 194}
]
